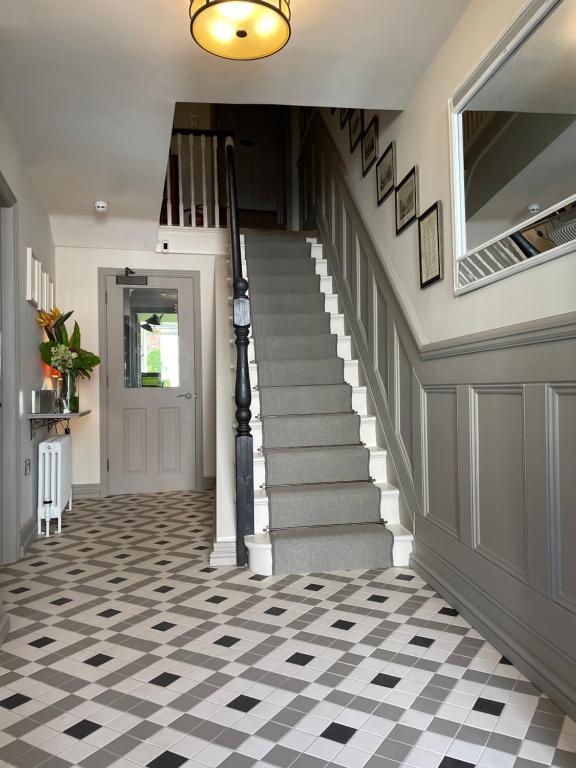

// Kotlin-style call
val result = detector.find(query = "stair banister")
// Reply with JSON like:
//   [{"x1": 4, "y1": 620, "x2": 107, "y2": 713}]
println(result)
[{"x1": 225, "y1": 137, "x2": 254, "y2": 567}]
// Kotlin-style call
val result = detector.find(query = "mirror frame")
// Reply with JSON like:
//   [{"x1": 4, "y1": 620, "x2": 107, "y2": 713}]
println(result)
[{"x1": 448, "y1": 0, "x2": 574, "y2": 294}]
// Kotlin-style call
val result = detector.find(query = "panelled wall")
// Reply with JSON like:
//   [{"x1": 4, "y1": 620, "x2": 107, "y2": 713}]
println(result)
[{"x1": 299, "y1": 117, "x2": 576, "y2": 718}]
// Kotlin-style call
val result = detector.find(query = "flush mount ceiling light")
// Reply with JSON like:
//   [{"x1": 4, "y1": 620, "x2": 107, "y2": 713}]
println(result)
[{"x1": 190, "y1": 0, "x2": 291, "y2": 60}]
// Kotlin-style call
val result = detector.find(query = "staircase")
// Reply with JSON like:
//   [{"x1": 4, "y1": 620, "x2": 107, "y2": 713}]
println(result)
[{"x1": 241, "y1": 233, "x2": 413, "y2": 575}]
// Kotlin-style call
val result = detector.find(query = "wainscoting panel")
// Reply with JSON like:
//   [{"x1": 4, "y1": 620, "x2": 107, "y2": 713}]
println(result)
[
  {"x1": 298, "y1": 114, "x2": 576, "y2": 716},
  {"x1": 375, "y1": 285, "x2": 389, "y2": 397},
  {"x1": 358, "y1": 241, "x2": 373, "y2": 351},
  {"x1": 424, "y1": 387, "x2": 460, "y2": 538},
  {"x1": 397, "y1": 338, "x2": 414, "y2": 472},
  {"x1": 472, "y1": 387, "x2": 527, "y2": 581},
  {"x1": 549, "y1": 385, "x2": 576, "y2": 614}
]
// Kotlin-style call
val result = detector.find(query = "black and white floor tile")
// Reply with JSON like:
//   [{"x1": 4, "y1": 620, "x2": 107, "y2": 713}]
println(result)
[{"x1": 0, "y1": 491, "x2": 575, "y2": 768}]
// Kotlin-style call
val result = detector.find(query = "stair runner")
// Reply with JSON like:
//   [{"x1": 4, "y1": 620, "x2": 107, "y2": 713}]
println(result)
[{"x1": 246, "y1": 234, "x2": 394, "y2": 575}]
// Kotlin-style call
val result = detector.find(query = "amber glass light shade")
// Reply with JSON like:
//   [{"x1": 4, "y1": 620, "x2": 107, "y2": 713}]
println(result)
[{"x1": 190, "y1": 0, "x2": 291, "y2": 60}]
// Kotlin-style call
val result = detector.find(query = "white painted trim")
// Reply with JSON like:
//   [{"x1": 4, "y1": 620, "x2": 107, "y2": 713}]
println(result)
[{"x1": 209, "y1": 540, "x2": 237, "y2": 567}]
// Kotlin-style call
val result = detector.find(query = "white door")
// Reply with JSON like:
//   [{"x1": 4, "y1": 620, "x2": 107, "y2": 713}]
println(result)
[{"x1": 105, "y1": 275, "x2": 197, "y2": 495}]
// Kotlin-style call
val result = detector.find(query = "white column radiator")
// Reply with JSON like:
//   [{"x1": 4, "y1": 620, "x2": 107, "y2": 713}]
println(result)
[{"x1": 37, "y1": 435, "x2": 72, "y2": 536}]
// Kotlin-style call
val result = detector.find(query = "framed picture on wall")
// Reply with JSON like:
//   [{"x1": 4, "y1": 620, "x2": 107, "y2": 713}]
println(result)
[
  {"x1": 418, "y1": 201, "x2": 443, "y2": 288},
  {"x1": 348, "y1": 109, "x2": 364, "y2": 153},
  {"x1": 395, "y1": 166, "x2": 419, "y2": 234},
  {"x1": 361, "y1": 117, "x2": 379, "y2": 176},
  {"x1": 25, "y1": 248, "x2": 35, "y2": 304},
  {"x1": 42, "y1": 270, "x2": 50, "y2": 311},
  {"x1": 376, "y1": 141, "x2": 396, "y2": 205},
  {"x1": 33, "y1": 259, "x2": 42, "y2": 307},
  {"x1": 340, "y1": 108, "x2": 350, "y2": 128}
]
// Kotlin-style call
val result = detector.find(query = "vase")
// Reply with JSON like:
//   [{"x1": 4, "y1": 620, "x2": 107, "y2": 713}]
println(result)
[{"x1": 59, "y1": 372, "x2": 79, "y2": 414}]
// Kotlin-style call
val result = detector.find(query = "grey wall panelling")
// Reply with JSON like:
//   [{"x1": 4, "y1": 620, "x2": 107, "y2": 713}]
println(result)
[{"x1": 298, "y1": 115, "x2": 576, "y2": 719}]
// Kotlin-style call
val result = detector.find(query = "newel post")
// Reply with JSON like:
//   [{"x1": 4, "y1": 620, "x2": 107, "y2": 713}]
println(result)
[
  {"x1": 227, "y1": 138, "x2": 254, "y2": 567},
  {"x1": 233, "y1": 279, "x2": 254, "y2": 567}
]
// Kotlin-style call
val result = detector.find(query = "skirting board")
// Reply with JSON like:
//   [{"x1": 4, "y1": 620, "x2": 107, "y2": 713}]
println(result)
[
  {"x1": 210, "y1": 541, "x2": 236, "y2": 567},
  {"x1": 20, "y1": 517, "x2": 36, "y2": 556},
  {"x1": 411, "y1": 546, "x2": 576, "y2": 720},
  {"x1": 0, "y1": 607, "x2": 9, "y2": 648},
  {"x1": 72, "y1": 484, "x2": 102, "y2": 499}
]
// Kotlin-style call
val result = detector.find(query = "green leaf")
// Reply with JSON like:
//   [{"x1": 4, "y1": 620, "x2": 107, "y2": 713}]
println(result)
[
  {"x1": 39, "y1": 341, "x2": 55, "y2": 366},
  {"x1": 70, "y1": 321, "x2": 81, "y2": 350}
]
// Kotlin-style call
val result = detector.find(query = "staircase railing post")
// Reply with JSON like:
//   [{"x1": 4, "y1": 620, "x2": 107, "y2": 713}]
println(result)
[{"x1": 226, "y1": 138, "x2": 254, "y2": 567}]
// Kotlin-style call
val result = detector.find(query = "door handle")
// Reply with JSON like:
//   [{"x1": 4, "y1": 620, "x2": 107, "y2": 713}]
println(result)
[{"x1": 177, "y1": 392, "x2": 194, "y2": 400}]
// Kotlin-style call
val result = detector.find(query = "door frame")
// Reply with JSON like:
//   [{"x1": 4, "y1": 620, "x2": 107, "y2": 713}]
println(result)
[
  {"x1": 98, "y1": 268, "x2": 205, "y2": 497},
  {"x1": 0, "y1": 171, "x2": 21, "y2": 566}
]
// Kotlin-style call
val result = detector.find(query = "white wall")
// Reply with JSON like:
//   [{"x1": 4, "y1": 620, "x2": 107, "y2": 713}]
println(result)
[
  {"x1": 0, "y1": 99, "x2": 55, "y2": 533},
  {"x1": 321, "y1": 0, "x2": 576, "y2": 344},
  {"x1": 55, "y1": 227, "x2": 227, "y2": 488}
]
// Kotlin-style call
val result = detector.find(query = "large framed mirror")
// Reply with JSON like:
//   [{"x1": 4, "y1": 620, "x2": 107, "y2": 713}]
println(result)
[{"x1": 450, "y1": 0, "x2": 576, "y2": 292}]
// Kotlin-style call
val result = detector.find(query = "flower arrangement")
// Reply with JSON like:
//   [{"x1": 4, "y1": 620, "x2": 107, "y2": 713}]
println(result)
[
  {"x1": 37, "y1": 308, "x2": 100, "y2": 378},
  {"x1": 37, "y1": 308, "x2": 100, "y2": 412}
]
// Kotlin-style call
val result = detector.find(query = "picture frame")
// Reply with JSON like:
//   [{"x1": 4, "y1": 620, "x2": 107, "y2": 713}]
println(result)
[
  {"x1": 41, "y1": 270, "x2": 50, "y2": 311},
  {"x1": 25, "y1": 247, "x2": 35, "y2": 304},
  {"x1": 395, "y1": 166, "x2": 419, "y2": 234},
  {"x1": 376, "y1": 141, "x2": 396, "y2": 206},
  {"x1": 348, "y1": 109, "x2": 364, "y2": 153},
  {"x1": 33, "y1": 259, "x2": 42, "y2": 307},
  {"x1": 418, "y1": 201, "x2": 443, "y2": 288},
  {"x1": 361, "y1": 117, "x2": 378, "y2": 176},
  {"x1": 340, "y1": 108, "x2": 350, "y2": 129}
]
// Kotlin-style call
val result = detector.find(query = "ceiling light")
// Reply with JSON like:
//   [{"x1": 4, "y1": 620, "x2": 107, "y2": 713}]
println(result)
[{"x1": 190, "y1": 0, "x2": 291, "y2": 60}]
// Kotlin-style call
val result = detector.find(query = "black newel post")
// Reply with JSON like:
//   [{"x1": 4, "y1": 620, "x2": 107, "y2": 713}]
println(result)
[{"x1": 227, "y1": 140, "x2": 254, "y2": 567}]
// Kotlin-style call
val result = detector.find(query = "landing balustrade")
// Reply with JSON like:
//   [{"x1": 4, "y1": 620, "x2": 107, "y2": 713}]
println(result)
[{"x1": 160, "y1": 129, "x2": 233, "y2": 229}]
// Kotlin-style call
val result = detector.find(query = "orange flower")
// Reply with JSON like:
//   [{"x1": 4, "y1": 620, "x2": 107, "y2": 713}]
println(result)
[{"x1": 36, "y1": 307, "x2": 61, "y2": 329}]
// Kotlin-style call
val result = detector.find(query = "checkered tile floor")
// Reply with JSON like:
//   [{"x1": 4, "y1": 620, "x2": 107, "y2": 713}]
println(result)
[{"x1": 0, "y1": 491, "x2": 575, "y2": 768}]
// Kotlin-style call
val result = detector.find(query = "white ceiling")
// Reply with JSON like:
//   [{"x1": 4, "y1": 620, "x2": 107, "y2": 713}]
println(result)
[{"x1": 0, "y1": 0, "x2": 470, "y2": 245}]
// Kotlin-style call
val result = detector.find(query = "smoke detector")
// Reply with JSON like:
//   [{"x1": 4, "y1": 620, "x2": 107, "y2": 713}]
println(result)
[
  {"x1": 94, "y1": 200, "x2": 109, "y2": 213},
  {"x1": 526, "y1": 203, "x2": 541, "y2": 216}
]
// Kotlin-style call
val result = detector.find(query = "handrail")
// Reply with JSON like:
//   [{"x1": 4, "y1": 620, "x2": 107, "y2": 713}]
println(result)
[{"x1": 225, "y1": 137, "x2": 254, "y2": 567}]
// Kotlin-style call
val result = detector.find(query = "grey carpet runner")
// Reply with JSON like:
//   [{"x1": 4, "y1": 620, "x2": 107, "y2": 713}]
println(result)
[{"x1": 246, "y1": 234, "x2": 394, "y2": 575}]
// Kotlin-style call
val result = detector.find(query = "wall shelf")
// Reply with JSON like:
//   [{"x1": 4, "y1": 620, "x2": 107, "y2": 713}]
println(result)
[{"x1": 25, "y1": 410, "x2": 91, "y2": 439}]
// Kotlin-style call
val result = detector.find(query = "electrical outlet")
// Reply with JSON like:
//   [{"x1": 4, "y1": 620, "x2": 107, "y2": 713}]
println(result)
[
  {"x1": 189, "y1": 114, "x2": 199, "y2": 129},
  {"x1": 24, "y1": 458, "x2": 31, "y2": 476},
  {"x1": 162, "y1": 240, "x2": 169, "y2": 252}
]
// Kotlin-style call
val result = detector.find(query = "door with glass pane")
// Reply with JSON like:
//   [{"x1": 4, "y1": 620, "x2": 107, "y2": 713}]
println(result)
[{"x1": 105, "y1": 275, "x2": 197, "y2": 495}]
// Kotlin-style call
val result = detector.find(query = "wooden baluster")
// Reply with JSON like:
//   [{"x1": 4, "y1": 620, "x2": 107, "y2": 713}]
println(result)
[
  {"x1": 201, "y1": 134, "x2": 208, "y2": 228},
  {"x1": 213, "y1": 135, "x2": 220, "y2": 228},
  {"x1": 176, "y1": 133, "x2": 184, "y2": 227},
  {"x1": 166, "y1": 137, "x2": 173, "y2": 227},
  {"x1": 189, "y1": 133, "x2": 196, "y2": 227}
]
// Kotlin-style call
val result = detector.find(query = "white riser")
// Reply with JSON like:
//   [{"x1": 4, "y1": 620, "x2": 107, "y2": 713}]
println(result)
[
  {"x1": 250, "y1": 385, "x2": 368, "y2": 418},
  {"x1": 242, "y1": 257, "x2": 328, "y2": 277},
  {"x1": 253, "y1": 446, "x2": 388, "y2": 489},
  {"x1": 246, "y1": 359, "x2": 359, "y2": 388},
  {"x1": 251, "y1": 414, "x2": 376, "y2": 453},
  {"x1": 254, "y1": 481, "x2": 400, "y2": 533},
  {"x1": 246, "y1": 523, "x2": 413, "y2": 576}
]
